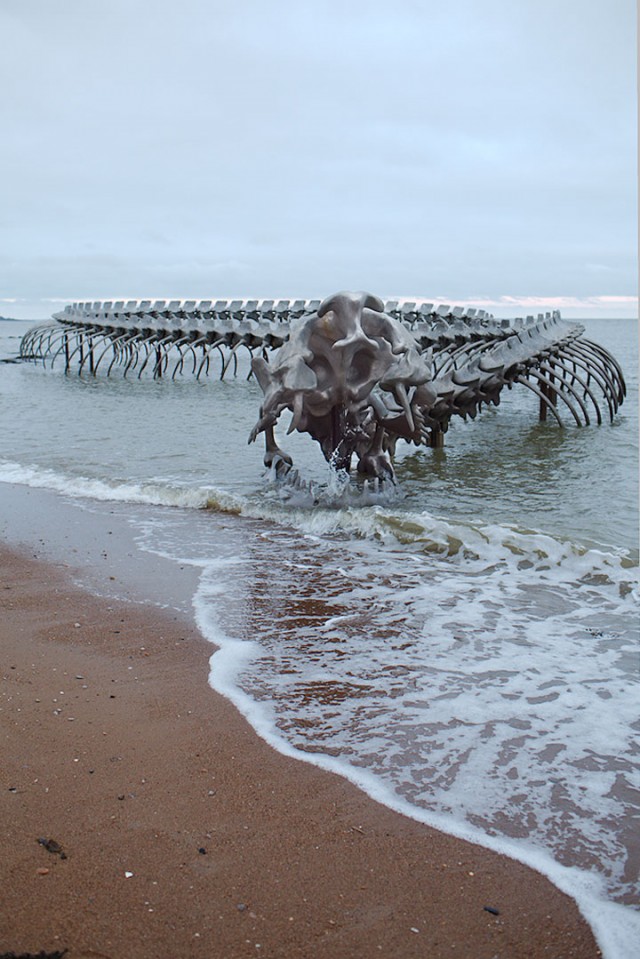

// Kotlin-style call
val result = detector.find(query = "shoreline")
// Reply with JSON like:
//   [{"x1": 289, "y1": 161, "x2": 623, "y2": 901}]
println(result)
[{"x1": 0, "y1": 539, "x2": 600, "y2": 958}]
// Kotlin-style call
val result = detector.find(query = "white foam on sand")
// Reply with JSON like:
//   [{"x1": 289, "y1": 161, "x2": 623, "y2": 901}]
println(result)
[{"x1": 194, "y1": 539, "x2": 640, "y2": 959}]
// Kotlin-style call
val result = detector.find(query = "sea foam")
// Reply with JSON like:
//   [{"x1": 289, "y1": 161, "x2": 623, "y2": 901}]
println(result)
[{"x1": 181, "y1": 512, "x2": 639, "y2": 959}]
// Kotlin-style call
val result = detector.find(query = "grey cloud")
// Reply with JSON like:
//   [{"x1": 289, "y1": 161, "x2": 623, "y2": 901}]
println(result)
[{"x1": 0, "y1": 0, "x2": 636, "y2": 316}]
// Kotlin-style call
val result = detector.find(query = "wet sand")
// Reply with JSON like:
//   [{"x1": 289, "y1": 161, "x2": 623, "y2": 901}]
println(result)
[{"x1": 0, "y1": 543, "x2": 600, "y2": 959}]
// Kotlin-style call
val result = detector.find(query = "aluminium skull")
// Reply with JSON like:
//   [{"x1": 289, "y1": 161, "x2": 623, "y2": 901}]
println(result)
[{"x1": 248, "y1": 291, "x2": 437, "y2": 481}]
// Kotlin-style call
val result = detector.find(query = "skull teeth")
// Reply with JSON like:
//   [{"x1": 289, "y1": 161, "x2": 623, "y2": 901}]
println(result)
[{"x1": 287, "y1": 392, "x2": 304, "y2": 435}]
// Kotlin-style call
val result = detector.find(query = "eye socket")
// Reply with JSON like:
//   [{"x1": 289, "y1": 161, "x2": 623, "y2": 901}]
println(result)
[
  {"x1": 312, "y1": 355, "x2": 333, "y2": 388},
  {"x1": 347, "y1": 349, "x2": 373, "y2": 384}
]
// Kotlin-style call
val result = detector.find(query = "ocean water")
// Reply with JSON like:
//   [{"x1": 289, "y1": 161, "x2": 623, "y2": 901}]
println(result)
[{"x1": 1, "y1": 315, "x2": 638, "y2": 958}]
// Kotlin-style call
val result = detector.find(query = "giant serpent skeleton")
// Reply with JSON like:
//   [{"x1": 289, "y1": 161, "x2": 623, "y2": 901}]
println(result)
[{"x1": 20, "y1": 291, "x2": 626, "y2": 482}]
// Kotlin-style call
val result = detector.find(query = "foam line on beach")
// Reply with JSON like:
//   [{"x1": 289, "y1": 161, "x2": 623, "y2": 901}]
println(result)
[
  {"x1": 0, "y1": 459, "x2": 244, "y2": 512},
  {"x1": 194, "y1": 573, "x2": 640, "y2": 959},
  {"x1": 1, "y1": 457, "x2": 636, "y2": 575}
]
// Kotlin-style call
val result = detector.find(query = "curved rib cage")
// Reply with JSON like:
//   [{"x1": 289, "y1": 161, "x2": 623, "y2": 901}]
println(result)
[{"x1": 19, "y1": 295, "x2": 625, "y2": 438}]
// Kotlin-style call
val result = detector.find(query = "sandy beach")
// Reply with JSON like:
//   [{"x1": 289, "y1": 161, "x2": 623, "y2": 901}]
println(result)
[{"x1": 0, "y1": 542, "x2": 600, "y2": 959}]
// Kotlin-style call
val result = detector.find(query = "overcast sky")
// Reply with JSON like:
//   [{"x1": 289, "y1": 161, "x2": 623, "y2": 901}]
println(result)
[{"x1": 1, "y1": 0, "x2": 636, "y2": 318}]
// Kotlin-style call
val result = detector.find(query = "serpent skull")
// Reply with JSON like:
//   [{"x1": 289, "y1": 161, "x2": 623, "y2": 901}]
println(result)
[{"x1": 249, "y1": 291, "x2": 436, "y2": 480}]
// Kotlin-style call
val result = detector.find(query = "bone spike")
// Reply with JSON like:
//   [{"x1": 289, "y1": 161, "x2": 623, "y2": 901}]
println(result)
[
  {"x1": 287, "y1": 392, "x2": 304, "y2": 435},
  {"x1": 395, "y1": 383, "x2": 415, "y2": 433}
]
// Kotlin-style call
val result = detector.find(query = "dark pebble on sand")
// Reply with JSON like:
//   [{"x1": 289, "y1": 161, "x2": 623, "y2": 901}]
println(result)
[
  {"x1": 37, "y1": 838, "x2": 67, "y2": 859},
  {"x1": 198, "y1": 847, "x2": 207, "y2": 855},
  {"x1": 483, "y1": 905, "x2": 500, "y2": 916}
]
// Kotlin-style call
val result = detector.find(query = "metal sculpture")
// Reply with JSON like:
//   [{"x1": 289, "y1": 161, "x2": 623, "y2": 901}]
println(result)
[
  {"x1": 249, "y1": 291, "x2": 436, "y2": 478},
  {"x1": 19, "y1": 291, "x2": 626, "y2": 481}
]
